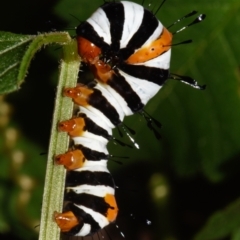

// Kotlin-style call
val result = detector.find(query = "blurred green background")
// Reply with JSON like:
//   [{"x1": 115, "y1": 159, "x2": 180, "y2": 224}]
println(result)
[{"x1": 0, "y1": 0, "x2": 240, "y2": 239}]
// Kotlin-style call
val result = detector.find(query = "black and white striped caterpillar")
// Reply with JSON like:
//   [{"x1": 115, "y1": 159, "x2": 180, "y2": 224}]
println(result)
[{"x1": 54, "y1": 0, "x2": 205, "y2": 237}]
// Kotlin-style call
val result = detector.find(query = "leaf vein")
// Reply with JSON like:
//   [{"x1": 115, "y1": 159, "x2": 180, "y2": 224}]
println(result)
[
  {"x1": 0, "y1": 38, "x2": 32, "y2": 55},
  {"x1": 0, "y1": 62, "x2": 19, "y2": 79}
]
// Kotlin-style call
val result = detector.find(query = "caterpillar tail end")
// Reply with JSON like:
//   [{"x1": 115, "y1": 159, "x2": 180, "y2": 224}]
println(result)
[{"x1": 105, "y1": 194, "x2": 119, "y2": 222}]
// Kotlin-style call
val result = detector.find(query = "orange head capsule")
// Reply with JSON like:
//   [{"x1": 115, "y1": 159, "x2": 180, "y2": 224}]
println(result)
[
  {"x1": 77, "y1": 36, "x2": 101, "y2": 64},
  {"x1": 76, "y1": 37, "x2": 114, "y2": 84},
  {"x1": 90, "y1": 60, "x2": 114, "y2": 84}
]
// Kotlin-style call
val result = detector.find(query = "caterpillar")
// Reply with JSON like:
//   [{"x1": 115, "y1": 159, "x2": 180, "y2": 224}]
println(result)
[{"x1": 54, "y1": 0, "x2": 205, "y2": 237}]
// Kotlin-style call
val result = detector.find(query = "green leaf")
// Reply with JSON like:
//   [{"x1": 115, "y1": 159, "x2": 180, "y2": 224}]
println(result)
[
  {"x1": 158, "y1": 0, "x2": 240, "y2": 182},
  {"x1": 195, "y1": 198, "x2": 240, "y2": 240},
  {"x1": 0, "y1": 32, "x2": 34, "y2": 94},
  {"x1": 232, "y1": 227, "x2": 240, "y2": 240},
  {"x1": 0, "y1": 31, "x2": 72, "y2": 95}
]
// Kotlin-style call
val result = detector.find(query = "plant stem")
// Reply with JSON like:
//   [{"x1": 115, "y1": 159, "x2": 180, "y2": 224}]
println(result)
[{"x1": 38, "y1": 38, "x2": 80, "y2": 240}]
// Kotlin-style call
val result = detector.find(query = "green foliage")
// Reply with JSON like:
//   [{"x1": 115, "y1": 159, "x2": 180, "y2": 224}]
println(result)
[
  {"x1": 195, "y1": 199, "x2": 240, "y2": 240},
  {"x1": 0, "y1": 31, "x2": 72, "y2": 95},
  {"x1": 0, "y1": 32, "x2": 34, "y2": 93},
  {"x1": 0, "y1": 97, "x2": 45, "y2": 238}
]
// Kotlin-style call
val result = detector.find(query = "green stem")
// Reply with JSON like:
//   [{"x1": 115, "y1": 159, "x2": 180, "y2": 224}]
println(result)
[
  {"x1": 38, "y1": 38, "x2": 80, "y2": 240},
  {"x1": 18, "y1": 32, "x2": 72, "y2": 87}
]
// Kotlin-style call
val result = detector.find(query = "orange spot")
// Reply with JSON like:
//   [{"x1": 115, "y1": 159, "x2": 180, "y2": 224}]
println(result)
[
  {"x1": 54, "y1": 211, "x2": 79, "y2": 232},
  {"x1": 104, "y1": 194, "x2": 118, "y2": 222},
  {"x1": 63, "y1": 86, "x2": 94, "y2": 106},
  {"x1": 126, "y1": 27, "x2": 172, "y2": 64},
  {"x1": 58, "y1": 118, "x2": 85, "y2": 137},
  {"x1": 55, "y1": 150, "x2": 85, "y2": 170},
  {"x1": 77, "y1": 37, "x2": 101, "y2": 64}
]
